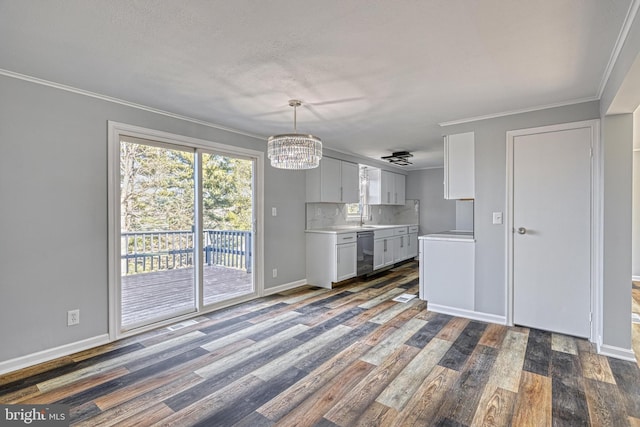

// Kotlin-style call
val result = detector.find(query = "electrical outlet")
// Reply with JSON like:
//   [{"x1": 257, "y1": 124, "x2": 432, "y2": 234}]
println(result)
[
  {"x1": 272, "y1": 268, "x2": 278, "y2": 278},
  {"x1": 67, "y1": 309, "x2": 80, "y2": 326}
]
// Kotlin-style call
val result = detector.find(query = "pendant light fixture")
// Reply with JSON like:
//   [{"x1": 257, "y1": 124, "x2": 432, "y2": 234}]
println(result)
[{"x1": 267, "y1": 100, "x2": 323, "y2": 169}]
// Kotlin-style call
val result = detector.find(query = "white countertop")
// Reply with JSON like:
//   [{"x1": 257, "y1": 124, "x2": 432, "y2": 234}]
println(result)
[
  {"x1": 305, "y1": 224, "x2": 418, "y2": 234},
  {"x1": 419, "y1": 230, "x2": 475, "y2": 242}
]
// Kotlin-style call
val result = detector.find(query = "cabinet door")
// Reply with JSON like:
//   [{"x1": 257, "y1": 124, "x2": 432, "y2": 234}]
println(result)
[
  {"x1": 341, "y1": 161, "x2": 359, "y2": 203},
  {"x1": 444, "y1": 132, "x2": 475, "y2": 199},
  {"x1": 374, "y1": 238, "x2": 396, "y2": 269},
  {"x1": 407, "y1": 233, "x2": 418, "y2": 259},
  {"x1": 320, "y1": 157, "x2": 342, "y2": 202},
  {"x1": 367, "y1": 168, "x2": 382, "y2": 205},
  {"x1": 336, "y1": 242, "x2": 357, "y2": 281},
  {"x1": 394, "y1": 235, "x2": 408, "y2": 262},
  {"x1": 373, "y1": 239, "x2": 385, "y2": 270},
  {"x1": 383, "y1": 237, "x2": 396, "y2": 266},
  {"x1": 394, "y1": 173, "x2": 405, "y2": 205},
  {"x1": 381, "y1": 171, "x2": 394, "y2": 204}
]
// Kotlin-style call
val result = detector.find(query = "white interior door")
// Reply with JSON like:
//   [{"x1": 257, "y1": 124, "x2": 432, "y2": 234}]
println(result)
[{"x1": 512, "y1": 126, "x2": 592, "y2": 338}]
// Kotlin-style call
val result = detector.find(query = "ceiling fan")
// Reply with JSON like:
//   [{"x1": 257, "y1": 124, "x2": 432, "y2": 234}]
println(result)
[
  {"x1": 381, "y1": 151, "x2": 413, "y2": 166},
  {"x1": 252, "y1": 97, "x2": 365, "y2": 119}
]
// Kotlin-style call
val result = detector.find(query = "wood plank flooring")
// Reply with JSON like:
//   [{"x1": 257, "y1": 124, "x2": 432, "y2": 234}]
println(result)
[{"x1": 2, "y1": 262, "x2": 640, "y2": 426}]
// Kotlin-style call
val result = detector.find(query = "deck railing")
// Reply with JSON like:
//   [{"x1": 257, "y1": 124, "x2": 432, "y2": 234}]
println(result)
[{"x1": 121, "y1": 229, "x2": 252, "y2": 275}]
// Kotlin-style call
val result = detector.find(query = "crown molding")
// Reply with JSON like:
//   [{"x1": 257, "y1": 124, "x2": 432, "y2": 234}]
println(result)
[
  {"x1": 597, "y1": 0, "x2": 640, "y2": 99},
  {"x1": 0, "y1": 68, "x2": 266, "y2": 141},
  {"x1": 438, "y1": 96, "x2": 599, "y2": 127}
]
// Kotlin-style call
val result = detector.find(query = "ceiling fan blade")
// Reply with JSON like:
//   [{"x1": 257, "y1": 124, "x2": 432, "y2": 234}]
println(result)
[
  {"x1": 305, "y1": 96, "x2": 366, "y2": 107},
  {"x1": 303, "y1": 104, "x2": 328, "y2": 121},
  {"x1": 249, "y1": 110, "x2": 286, "y2": 118}
]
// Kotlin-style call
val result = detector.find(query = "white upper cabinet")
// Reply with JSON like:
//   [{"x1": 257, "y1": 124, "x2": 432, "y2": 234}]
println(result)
[
  {"x1": 319, "y1": 157, "x2": 341, "y2": 202},
  {"x1": 307, "y1": 157, "x2": 359, "y2": 203},
  {"x1": 340, "y1": 161, "x2": 359, "y2": 203},
  {"x1": 394, "y1": 173, "x2": 406, "y2": 205},
  {"x1": 368, "y1": 169, "x2": 406, "y2": 205},
  {"x1": 444, "y1": 131, "x2": 475, "y2": 200}
]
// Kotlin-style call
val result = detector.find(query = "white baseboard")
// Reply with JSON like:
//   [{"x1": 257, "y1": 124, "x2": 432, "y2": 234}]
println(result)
[
  {"x1": 428, "y1": 304, "x2": 507, "y2": 325},
  {"x1": 597, "y1": 343, "x2": 637, "y2": 362},
  {"x1": 263, "y1": 279, "x2": 307, "y2": 296},
  {"x1": 0, "y1": 334, "x2": 110, "y2": 376},
  {"x1": 632, "y1": 275, "x2": 640, "y2": 282}
]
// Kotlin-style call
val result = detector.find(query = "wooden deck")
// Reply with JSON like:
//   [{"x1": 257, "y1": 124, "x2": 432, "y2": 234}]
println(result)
[{"x1": 121, "y1": 265, "x2": 252, "y2": 328}]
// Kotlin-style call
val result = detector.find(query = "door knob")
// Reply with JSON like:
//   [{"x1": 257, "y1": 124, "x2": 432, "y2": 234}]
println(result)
[{"x1": 517, "y1": 227, "x2": 527, "y2": 235}]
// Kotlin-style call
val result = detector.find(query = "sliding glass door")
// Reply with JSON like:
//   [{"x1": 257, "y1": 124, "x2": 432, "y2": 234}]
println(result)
[
  {"x1": 201, "y1": 151, "x2": 255, "y2": 305},
  {"x1": 119, "y1": 138, "x2": 196, "y2": 330},
  {"x1": 116, "y1": 133, "x2": 257, "y2": 333}
]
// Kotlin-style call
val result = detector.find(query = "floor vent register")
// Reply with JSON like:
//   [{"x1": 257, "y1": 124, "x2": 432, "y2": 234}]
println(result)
[{"x1": 392, "y1": 294, "x2": 417, "y2": 303}]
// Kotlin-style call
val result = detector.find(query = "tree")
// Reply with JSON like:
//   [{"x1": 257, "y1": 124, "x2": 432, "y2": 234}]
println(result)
[{"x1": 120, "y1": 141, "x2": 252, "y2": 233}]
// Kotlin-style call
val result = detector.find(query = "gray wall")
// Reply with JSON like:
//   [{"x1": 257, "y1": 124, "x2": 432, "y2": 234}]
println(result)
[
  {"x1": 598, "y1": 12, "x2": 640, "y2": 351},
  {"x1": 441, "y1": 101, "x2": 601, "y2": 317},
  {"x1": 405, "y1": 168, "x2": 456, "y2": 235},
  {"x1": 0, "y1": 75, "x2": 306, "y2": 362},
  {"x1": 455, "y1": 200, "x2": 474, "y2": 231},
  {"x1": 602, "y1": 114, "x2": 633, "y2": 350}
]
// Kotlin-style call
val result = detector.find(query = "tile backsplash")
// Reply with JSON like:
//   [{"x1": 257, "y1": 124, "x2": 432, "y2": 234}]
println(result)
[{"x1": 306, "y1": 199, "x2": 419, "y2": 230}]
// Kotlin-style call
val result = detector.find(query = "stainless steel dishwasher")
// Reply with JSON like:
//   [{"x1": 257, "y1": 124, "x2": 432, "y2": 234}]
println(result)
[{"x1": 356, "y1": 231, "x2": 374, "y2": 276}]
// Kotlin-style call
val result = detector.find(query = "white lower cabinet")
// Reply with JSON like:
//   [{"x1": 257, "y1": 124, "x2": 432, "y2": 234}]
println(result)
[
  {"x1": 308, "y1": 226, "x2": 419, "y2": 288},
  {"x1": 373, "y1": 227, "x2": 413, "y2": 270},
  {"x1": 394, "y1": 235, "x2": 408, "y2": 262},
  {"x1": 407, "y1": 232, "x2": 418, "y2": 259},
  {"x1": 336, "y1": 242, "x2": 357, "y2": 282},
  {"x1": 306, "y1": 232, "x2": 357, "y2": 288},
  {"x1": 419, "y1": 237, "x2": 474, "y2": 309},
  {"x1": 373, "y1": 237, "x2": 395, "y2": 270}
]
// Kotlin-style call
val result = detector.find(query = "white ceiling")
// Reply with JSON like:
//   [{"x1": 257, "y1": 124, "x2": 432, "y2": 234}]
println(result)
[{"x1": 0, "y1": 1, "x2": 633, "y2": 169}]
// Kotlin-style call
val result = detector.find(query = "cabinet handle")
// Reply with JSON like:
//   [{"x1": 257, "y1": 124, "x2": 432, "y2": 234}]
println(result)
[
  {"x1": 340, "y1": 187, "x2": 343, "y2": 201},
  {"x1": 395, "y1": 193, "x2": 397, "y2": 204},
  {"x1": 342, "y1": 236, "x2": 354, "y2": 240},
  {"x1": 384, "y1": 239, "x2": 387, "y2": 252},
  {"x1": 400, "y1": 236, "x2": 404, "y2": 247}
]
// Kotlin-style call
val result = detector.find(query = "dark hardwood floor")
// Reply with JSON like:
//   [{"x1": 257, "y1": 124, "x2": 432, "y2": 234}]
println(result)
[{"x1": 2, "y1": 262, "x2": 640, "y2": 426}]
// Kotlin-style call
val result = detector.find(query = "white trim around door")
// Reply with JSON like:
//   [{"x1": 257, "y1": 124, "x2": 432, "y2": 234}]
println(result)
[
  {"x1": 506, "y1": 119, "x2": 602, "y2": 344},
  {"x1": 107, "y1": 121, "x2": 265, "y2": 341}
]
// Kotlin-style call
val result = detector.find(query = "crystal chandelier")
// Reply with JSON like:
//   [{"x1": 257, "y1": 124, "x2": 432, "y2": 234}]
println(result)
[{"x1": 267, "y1": 100, "x2": 323, "y2": 169}]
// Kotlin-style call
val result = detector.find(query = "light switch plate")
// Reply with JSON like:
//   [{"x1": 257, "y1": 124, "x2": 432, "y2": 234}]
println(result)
[
  {"x1": 492, "y1": 212, "x2": 503, "y2": 225},
  {"x1": 272, "y1": 207, "x2": 277, "y2": 216}
]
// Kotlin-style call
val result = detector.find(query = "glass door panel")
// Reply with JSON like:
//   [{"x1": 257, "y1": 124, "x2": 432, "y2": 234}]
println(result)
[
  {"x1": 201, "y1": 152, "x2": 255, "y2": 305},
  {"x1": 120, "y1": 138, "x2": 196, "y2": 330}
]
